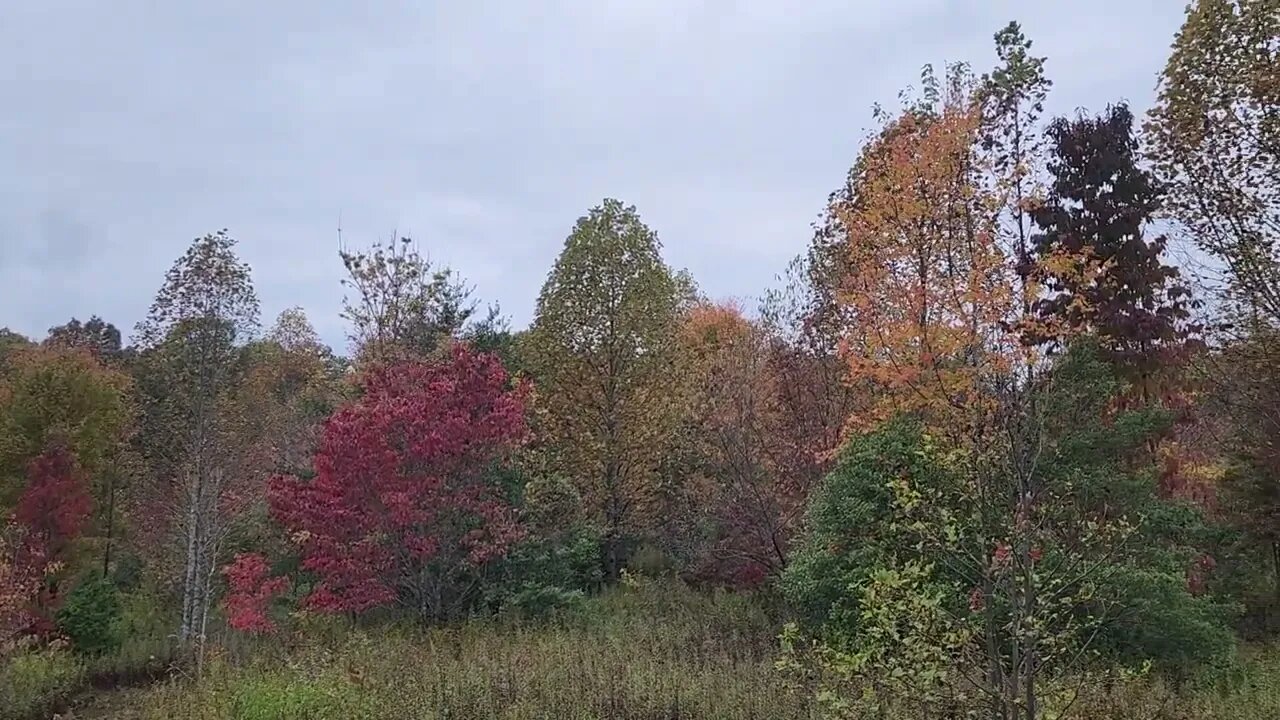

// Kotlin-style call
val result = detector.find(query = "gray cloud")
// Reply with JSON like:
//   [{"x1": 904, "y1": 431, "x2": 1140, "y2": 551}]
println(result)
[{"x1": 0, "y1": 0, "x2": 1187, "y2": 352}]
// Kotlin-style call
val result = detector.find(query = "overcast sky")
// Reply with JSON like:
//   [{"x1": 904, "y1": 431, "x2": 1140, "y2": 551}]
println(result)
[{"x1": 1, "y1": 1, "x2": 1186, "y2": 352}]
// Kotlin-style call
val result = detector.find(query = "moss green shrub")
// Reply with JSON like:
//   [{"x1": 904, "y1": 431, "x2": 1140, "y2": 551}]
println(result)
[{"x1": 0, "y1": 648, "x2": 85, "y2": 720}]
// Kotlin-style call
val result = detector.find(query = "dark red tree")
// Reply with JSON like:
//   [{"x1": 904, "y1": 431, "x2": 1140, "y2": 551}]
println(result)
[
  {"x1": 14, "y1": 447, "x2": 93, "y2": 566},
  {"x1": 1022, "y1": 104, "x2": 1197, "y2": 380},
  {"x1": 6, "y1": 446, "x2": 93, "y2": 636},
  {"x1": 268, "y1": 344, "x2": 528, "y2": 621}
]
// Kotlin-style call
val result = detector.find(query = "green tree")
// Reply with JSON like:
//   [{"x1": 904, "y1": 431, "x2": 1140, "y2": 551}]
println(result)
[
  {"x1": 1212, "y1": 328, "x2": 1280, "y2": 622},
  {"x1": 134, "y1": 229, "x2": 259, "y2": 652},
  {"x1": 0, "y1": 344, "x2": 134, "y2": 573},
  {"x1": 0, "y1": 328, "x2": 32, "y2": 369},
  {"x1": 525, "y1": 199, "x2": 685, "y2": 581},
  {"x1": 44, "y1": 316, "x2": 123, "y2": 362},
  {"x1": 56, "y1": 576, "x2": 121, "y2": 655},
  {"x1": 339, "y1": 236, "x2": 477, "y2": 363},
  {"x1": 1147, "y1": 0, "x2": 1280, "y2": 324},
  {"x1": 979, "y1": 21, "x2": 1052, "y2": 308},
  {"x1": 783, "y1": 343, "x2": 1231, "y2": 718},
  {"x1": 243, "y1": 308, "x2": 346, "y2": 476}
]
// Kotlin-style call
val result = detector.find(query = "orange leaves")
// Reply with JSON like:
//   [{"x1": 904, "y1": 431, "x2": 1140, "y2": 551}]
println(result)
[
  {"x1": 835, "y1": 69, "x2": 1017, "y2": 437},
  {"x1": 673, "y1": 301, "x2": 807, "y2": 582}
]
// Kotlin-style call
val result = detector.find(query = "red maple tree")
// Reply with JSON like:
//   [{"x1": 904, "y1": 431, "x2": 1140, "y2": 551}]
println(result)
[
  {"x1": 268, "y1": 344, "x2": 528, "y2": 620},
  {"x1": 222, "y1": 553, "x2": 290, "y2": 634},
  {"x1": 3, "y1": 446, "x2": 93, "y2": 641},
  {"x1": 14, "y1": 448, "x2": 93, "y2": 561}
]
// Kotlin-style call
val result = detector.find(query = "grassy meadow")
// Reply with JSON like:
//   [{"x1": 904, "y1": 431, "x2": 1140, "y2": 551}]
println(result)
[{"x1": 3, "y1": 578, "x2": 1279, "y2": 720}]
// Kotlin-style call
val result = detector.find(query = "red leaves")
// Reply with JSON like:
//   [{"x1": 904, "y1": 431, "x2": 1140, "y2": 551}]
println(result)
[
  {"x1": 15, "y1": 448, "x2": 92, "y2": 559},
  {"x1": 2, "y1": 447, "x2": 93, "y2": 643},
  {"x1": 968, "y1": 586, "x2": 986, "y2": 612},
  {"x1": 222, "y1": 553, "x2": 290, "y2": 634},
  {"x1": 268, "y1": 344, "x2": 528, "y2": 616},
  {"x1": 991, "y1": 543, "x2": 1012, "y2": 568}
]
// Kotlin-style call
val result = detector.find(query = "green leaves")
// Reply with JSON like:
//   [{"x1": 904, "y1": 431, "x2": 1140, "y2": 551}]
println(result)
[
  {"x1": 783, "y1": 342, "x2": 1233, "y2": 716},
  {"x1": 525, "y1": 199, "x2": 686, "y2": 579},
  {"x1": 56, "y1": 577, "x2": 122, "y2": 655},
  {"x1": 339, "y1": 236, "x2": 479, "y2": 363},
  {"x1": 1148, "y1": 0, "x2": 1280, "y2": 323}
]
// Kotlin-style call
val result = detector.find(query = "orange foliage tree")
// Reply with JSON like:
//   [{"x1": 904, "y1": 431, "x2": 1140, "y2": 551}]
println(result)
[
  {"x1": 675, "y1": 301, "x2": 802, "y2": 585},
  {"x1": 835, "y1": 65, "x2": 1017, "y2": 438}
]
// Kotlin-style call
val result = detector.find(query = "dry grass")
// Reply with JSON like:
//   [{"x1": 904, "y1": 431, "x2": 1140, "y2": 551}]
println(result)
[
  {"x1": 24, "y1": 579, "x2": 1280, "y2": 720},
  {"x1": 130, "y1": 579, "x2": 817, "y2": 720}
]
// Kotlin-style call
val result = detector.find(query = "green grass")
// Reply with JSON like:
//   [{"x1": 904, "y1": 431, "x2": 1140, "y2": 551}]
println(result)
[{"x1": 9, "y1": 579, "x2": 1280, "y2": 719}]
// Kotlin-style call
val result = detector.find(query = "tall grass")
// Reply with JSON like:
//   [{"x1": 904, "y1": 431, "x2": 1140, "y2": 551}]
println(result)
[
  {"x1": 0, "y1": 648, "x2": 85, "y2": 720},
  {"x1": 32, "y1": 579, "x2": 1280, "y2": 719},
  {"x1": 0, "y1": 588, "x2": 180, "y2": 720},
  {"x1": 133, "y1": 579, "x2": 817, "y2": 720}
]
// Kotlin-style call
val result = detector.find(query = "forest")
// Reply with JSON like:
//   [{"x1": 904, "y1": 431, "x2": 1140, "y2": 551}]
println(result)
[{"x1": 2, "y1": 3, "x2": 1279, "y2": 719}]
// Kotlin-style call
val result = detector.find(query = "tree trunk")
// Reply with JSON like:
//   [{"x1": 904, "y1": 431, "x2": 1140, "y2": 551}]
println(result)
[
  {"x1": 1272, "y1": 539, "x2": 1280, "y2": 613},
  {"x1": 102, "y1": 472, "x2": 116, "y2": 578},
  {"x1": 602, "y1": 525, "x2": 622, "y2": 583},
  {"x1": 179, "y1": 471, "x2": 201, "y2": 642}
]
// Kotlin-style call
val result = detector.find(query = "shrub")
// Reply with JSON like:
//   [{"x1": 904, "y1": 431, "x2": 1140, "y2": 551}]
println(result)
[
  {"x1": 502, "y1": 583, "x2": 585, "y2": 617},
  {"x1": 56, "y1": 576, "x2": 121, "y2": 655},
  {"x1": 486, "y1": 527, "x2": 602, "y2": 615},
  {"x1": 85, "y1": 590, "x2": 178, "y2": 684},
  {"x1": 109, "y1": 553, "x2": 144, "y2": 591},
  {"x1": 628, "y1": 543, "x2": 676, "y2": 577},
  {"x1": 0, "y1": 648, "x2": 85, "y2": 720},
  {"x1": 522, "y1": 474, "x2": 581, "y2": 533},
  {"x1": 780, "y1": 419, "x2": 922, "y2": 630}
]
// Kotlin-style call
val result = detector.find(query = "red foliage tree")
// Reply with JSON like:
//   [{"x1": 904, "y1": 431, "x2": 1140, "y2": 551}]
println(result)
[
  {"x1": 675, "y1": 302, "x2": 809, "y2": 587},
  {"x1": 222, "y1": 553, "x2": 290, "y2": 634},
  {"x1": 3, "y1": 447, "x2": 93, "y2": 640},
  {"x1": 14, "y1": 448, "x2": 93, "y2": 561},
  {"x1": 268, "y1": 344, "x2": 528, "y2": 621}
]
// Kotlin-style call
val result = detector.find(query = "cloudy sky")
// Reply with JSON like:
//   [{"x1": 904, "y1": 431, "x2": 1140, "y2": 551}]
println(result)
[{"x1": 1, "y1": 1, "x2": 1186, "y2": 352}]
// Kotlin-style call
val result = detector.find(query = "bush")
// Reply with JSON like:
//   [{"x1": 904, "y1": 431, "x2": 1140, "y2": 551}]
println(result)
[
  {"x1": 110, "y1": 553, "x2": 144, "y2": 591},
  {"x1": 56, "y1": 576, "x2": 121, "y2": 655},
  {"x1": 0, "y1": 648, "x2": 85, "y2": 720},
  {"x1": 780, "y1": 419, "x2": 926, "y2": 631},
  {"x1": 627, "y1": 543, "x2": 677, "y2": 577},
  {"x1": 522, "y1": 474, "x2": 581, "y2": 532},
  {"x1": 80, "y1": 589, "x2": 177, "y2": 684},
  {"x1": 486, "y1": 527, "x2": 602, "y2": 616},
  {"x1": 502, "y1": 583, "x2": 585, "y2": 617}
]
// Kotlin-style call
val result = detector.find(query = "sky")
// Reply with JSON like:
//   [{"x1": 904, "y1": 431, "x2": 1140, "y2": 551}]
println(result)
[{"x1": 0, "y1": 1, "x2": 1187, "y2": 353}]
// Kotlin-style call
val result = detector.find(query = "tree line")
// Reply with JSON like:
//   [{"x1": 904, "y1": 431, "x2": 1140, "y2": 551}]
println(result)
[{"x1": 1, "y1": 3, "x2": 1278, "y2": 718}]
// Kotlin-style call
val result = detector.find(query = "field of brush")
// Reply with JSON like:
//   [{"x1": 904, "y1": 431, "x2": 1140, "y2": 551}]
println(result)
[{"x1": 5, "y1": 578, "x2": 1279, "y2": 720}]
